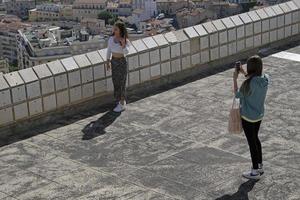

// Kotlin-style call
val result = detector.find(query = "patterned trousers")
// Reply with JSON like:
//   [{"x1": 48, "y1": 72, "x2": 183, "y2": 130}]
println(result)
[{"x1": 111, "y1": 57, "x2": 128, "y2": 101}]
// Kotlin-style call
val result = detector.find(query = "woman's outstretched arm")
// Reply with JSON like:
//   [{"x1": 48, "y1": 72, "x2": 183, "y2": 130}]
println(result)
[{"x1": 233, "y1": 69, "x2": 239, "y2": 94}]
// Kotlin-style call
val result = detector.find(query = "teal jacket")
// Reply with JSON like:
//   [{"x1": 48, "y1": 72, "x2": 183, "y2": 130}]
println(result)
[{"x1": 236, "y1": 74, "x2": 269, "y2": 122}]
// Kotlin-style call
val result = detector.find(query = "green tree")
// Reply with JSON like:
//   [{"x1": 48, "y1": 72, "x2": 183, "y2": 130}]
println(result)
[
  {"x1": 9, "y1": 62, "x2": 19, "y2": 72},
  {"x1": 98, "y1": 11, "x2": 114, "y2": 25},
  {"x1": 108, "y1": 15, "x2": 118, "y2": 25}
]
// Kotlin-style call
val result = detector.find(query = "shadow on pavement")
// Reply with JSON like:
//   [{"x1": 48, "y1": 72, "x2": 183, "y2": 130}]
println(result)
[
  {"x1": 81, "y1": 111, "x2": 121, "y2": 140},
  {"x1": 215, "y1": 179, "x2": 258, "y2": 200}
]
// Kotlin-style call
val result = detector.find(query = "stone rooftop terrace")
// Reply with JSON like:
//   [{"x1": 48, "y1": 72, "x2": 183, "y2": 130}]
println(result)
[
  {"x1": 1, "y1": 1, "x2": 300, "y2": 199},
  {"x1": 0, "y1": 44, "x2": 299, "y2": 199}
]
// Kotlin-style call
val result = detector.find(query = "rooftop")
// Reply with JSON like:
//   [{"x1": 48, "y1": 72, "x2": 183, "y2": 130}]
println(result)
[
  {"x1": 119, "y1": 0, "x2": 131, "y2": 4},
  {"x1": 80, "y1": 17, "x2": 105, "y2": 23},
  {"x1": 0, "y1": 15, "x2": 30, "y2": 32},
  {"x1": 3, "y1": 0, "x2": 35, "y2": 2},
  {"x1": 0, "y1": 44, "x2": 299, "y2": 199},
  {"x1": 106, "y1": 2, "x2": 118, "y2": 8},
  {"x1": 20, "y1": 25, "x2": 104, "y2": 49},
  {"x1": 156, "y1": 0, "x2": 184, "y2": 3},
  {"x1": 132, "y1": 8, "x2": 144, "y2": 14},
  {"x1": 176, "y1": 8, "x2": 206, "y2": 17},
  {"x1": 73, "y1": 0, "x2": 106, "y2": 5}
]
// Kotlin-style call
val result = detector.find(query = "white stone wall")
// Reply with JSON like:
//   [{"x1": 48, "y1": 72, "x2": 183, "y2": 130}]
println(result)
[{"x1": 1, "y1": 1, "x2": 300, "y2": 127}]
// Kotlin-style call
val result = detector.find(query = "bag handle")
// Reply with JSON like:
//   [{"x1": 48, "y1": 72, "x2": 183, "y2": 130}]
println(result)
[
  {"x1": 232, "y1": 98, "x2": 240, "y2": 109},
  {"x1": 232, "y1": 98, "x2": 236, "y2": 109}
]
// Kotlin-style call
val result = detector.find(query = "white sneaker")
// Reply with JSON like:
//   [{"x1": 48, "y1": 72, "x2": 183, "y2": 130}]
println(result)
[
  {"x1": 258, "y1": 163, "x2": 264, "y2": 175},
  {"x1": 113, "y1": 102, "x2": 126, "y2": 112},
  {"x1": 242, "y1": 168, "x2": 261, "y2": 180}
]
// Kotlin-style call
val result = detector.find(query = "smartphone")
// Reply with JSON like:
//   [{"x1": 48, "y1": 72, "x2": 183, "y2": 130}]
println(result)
[
  {"x1": 235, "y1": 61, "x2": 241, "y2": 72},
  {"x1": 119, "y1": 35, "x2": 126, "y2": 46}
]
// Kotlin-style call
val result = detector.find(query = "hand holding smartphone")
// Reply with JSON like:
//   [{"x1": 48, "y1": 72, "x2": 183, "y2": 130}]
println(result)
[
  {"x1": 235, "y1": 61, "x2": 241, "y2": 73},
  {"x1": 235, "y1": 61, "x2": 248, "y2": 77},
  {"x1": 119, "y1": 37, "x2": 126, "y2": 48}
]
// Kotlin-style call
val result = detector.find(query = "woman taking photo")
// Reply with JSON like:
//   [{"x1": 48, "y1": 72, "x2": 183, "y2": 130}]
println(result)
[
  {"x1": 106, "y1": 21, "x2": 130, "y2": 112},
  {"x1": 233, "y1": 55, "x2": 269, "y2": 180}
]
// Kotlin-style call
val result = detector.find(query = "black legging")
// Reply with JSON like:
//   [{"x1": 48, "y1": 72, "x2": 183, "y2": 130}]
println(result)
[
  {"x1": 111, "y1": 57, "x2": 127, "y2": 101},
  {"x1": 242, "y1": 119, "x2": 262, "y2": 169}
]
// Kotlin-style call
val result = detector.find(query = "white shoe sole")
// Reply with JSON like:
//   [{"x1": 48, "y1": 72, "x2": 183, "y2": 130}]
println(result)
[
  {"x1": 242, "y1": 174, "x2": 261, "y2": 180},
  {"x1": 113, "y1": 107, "x2": 126, "y2": 113}
]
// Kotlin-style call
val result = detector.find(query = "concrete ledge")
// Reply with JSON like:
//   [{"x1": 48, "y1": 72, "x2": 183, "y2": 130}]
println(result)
[{"x1": 1, "y1": 33, "x2": 300, "y2": 137}]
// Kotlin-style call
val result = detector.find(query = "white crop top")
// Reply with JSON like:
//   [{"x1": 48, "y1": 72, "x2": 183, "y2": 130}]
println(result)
[{"x1": 106, "y1": 36, "x2": 130, "y2": 60}]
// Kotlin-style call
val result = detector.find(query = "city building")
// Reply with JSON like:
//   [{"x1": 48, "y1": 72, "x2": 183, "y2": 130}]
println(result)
[
  {"x1": 127, "y1": 8, "x2": 149, "y2": 27},
  {"x1": 29, "y1": 4, "x2": 73, "y2": 22},
  {"x1": 139, "y1": 18, "x2": 174, "y2": 35},
  {"x1": 127, "y1": 0, "x2": 157, "y2": 27},
  {"x1": 253, "y1": 0, "x2": 289, "y2": 6},
  {"x1": 106, "y1": 1, "x2": 118, "y2": 15},
  {"x1": 60, "y1": 0, "x2": 77, "y2": 4},
  {"x1": 0, "y1": 57, "x2": 9, "y2": 73},
  {"x1": 0, "y1": 15, "x2": 31, "y2": 65},
  {"x1": 228, "y1": 0, "x2": 256, "y2": 2},
  {"x1": 208, "y1": 1, "x2": 241, "y2": 18},
  {"x1": 191, "y1": 0, "x2": 242, "y2": 17},
  {"x1": 29, "y1": 4, "x2": 62, "y2": 21},
  {"x1": 80, "y1": 18, "x2": 105, "y2": 35},
  {"x1": 118, "y1": 0, "x2": 132, "y2": 16},
  {"x1": 229, "y1": 0, "x2": 260, "y2": 4},
  {"x1": 191, "y1": 0, "x2": 206, "y2": 8},
  {"x1": 132, "y1": 0, "x2": 157, "y2": 16},
  {"x1": 139, "y1": 18, "x2": 161, "y2": 31},
  {"x1": 176, "y1": 8, "x2": 208, "y2": 28},
  {"x1": 144, "y1": 0, "x2": 157, "y2": 17},
  {"x1": 156, "y1": 0, "x2": 190, "y2": 16},
  {"x1": 0, "y1": 0, "x2": 6, "y2": 15},
  {"x1": 72, "y1": 0, "x2": 107, "y2": 21},
  {"x1": 60, "y1": 4, "x2": 73, "y2": 20},
  {"x1": 132, "y1": 0, "x2": 144, "y2": 9},
  {"x1": 228, "y1": 0, "x2": 257, "y2": 11},
  {"x1": 190, "y1": 0, "x2": 241, "y2": 19},
  {"x1": 17, "y1": 25, "x2": 106, "y2": 69},
  {"x1": 4, "y1": 0, "x2": 36, "y2": 19}
]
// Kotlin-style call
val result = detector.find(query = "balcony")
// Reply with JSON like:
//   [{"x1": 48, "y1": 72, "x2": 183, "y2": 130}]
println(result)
[{"x1": 0, "y1": 1, "x2": 299, "y2": 198}]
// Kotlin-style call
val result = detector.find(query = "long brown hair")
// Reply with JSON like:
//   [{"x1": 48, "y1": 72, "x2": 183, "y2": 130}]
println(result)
[
  {"x1": 240, "y1": 55, "x2": 263, "y2": 96},
  {"x1": 113, "y1": 20, "x2": 128, "y2": 42}
]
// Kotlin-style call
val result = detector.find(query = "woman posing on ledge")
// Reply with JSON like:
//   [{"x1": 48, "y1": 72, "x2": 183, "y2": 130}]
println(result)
[
  {"x1": 233, "y1": 55, "x2": 269, "y2": 180},
  {"x1": 106, "y1": 21, "x2": 130, "y2": 113}
]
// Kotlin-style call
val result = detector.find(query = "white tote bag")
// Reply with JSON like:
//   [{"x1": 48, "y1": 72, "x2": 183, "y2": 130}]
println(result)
[{"x1": 228, "y1": 98, "x2": 243, "y2": 134}]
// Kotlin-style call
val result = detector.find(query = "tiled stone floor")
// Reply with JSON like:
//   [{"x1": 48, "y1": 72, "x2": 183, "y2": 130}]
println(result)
[{"x1": 0, "y1": 46, "x2": 300, "y2": 199}]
